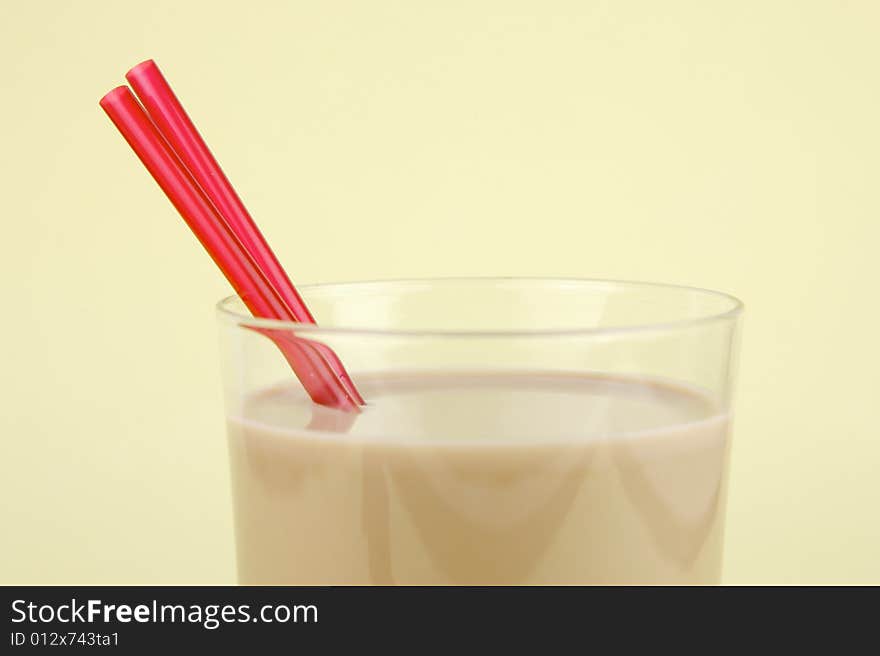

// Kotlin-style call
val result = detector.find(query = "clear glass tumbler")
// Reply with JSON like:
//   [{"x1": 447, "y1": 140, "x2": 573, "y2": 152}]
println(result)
[{"x1": 217, "y1": 278, "x2": 742, "y2": 584}]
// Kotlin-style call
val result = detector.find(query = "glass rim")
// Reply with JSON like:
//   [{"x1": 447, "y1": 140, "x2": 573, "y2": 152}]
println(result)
[{"x1": 215, "y1": 276, "x2": 743, "y2": 338}]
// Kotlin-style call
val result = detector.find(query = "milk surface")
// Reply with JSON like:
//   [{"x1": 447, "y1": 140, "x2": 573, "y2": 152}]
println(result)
[{"x1": 227, "y1": 370, "x2": 731, "y2": 584}]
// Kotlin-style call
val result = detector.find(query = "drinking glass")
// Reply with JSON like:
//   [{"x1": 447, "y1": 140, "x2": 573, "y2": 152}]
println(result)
[{"x1": 217, "y1": 278, "x2": 742, "y2": 584}]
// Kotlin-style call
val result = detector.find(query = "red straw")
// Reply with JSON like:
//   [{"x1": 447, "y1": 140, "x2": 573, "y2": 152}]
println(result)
[
  {"x1": 100, "y1": 86, "x2": 359, "y2": 412},
  {"x1": 125, "y1": 60, "x2": 364, "y2": 406}
]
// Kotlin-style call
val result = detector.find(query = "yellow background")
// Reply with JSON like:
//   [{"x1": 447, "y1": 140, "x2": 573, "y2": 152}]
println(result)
[{"x1": 1, "y1": 1, "x2": 877, "y2": 584}]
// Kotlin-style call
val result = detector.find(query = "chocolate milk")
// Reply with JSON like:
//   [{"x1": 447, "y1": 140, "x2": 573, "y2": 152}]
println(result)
[{"x1": 226, "y1": 371, "x2": 731, "y2": 584}]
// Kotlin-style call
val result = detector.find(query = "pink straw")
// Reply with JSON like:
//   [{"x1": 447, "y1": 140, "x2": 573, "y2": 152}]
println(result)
[
  {"x1": 125, "y1": 60, "x2": 364, "y2": 406},
  {"x1": 100, "y1": 86, "x2": 360, "y2": 411}
]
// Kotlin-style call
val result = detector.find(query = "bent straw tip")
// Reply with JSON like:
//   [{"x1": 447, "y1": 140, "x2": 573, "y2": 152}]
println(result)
[
  {"x1": 126, "y1": 59, "x2": 159, "y2": 81},
  {"x1": 99, "y1": 85, "x2": 132, "y2": 109}
]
